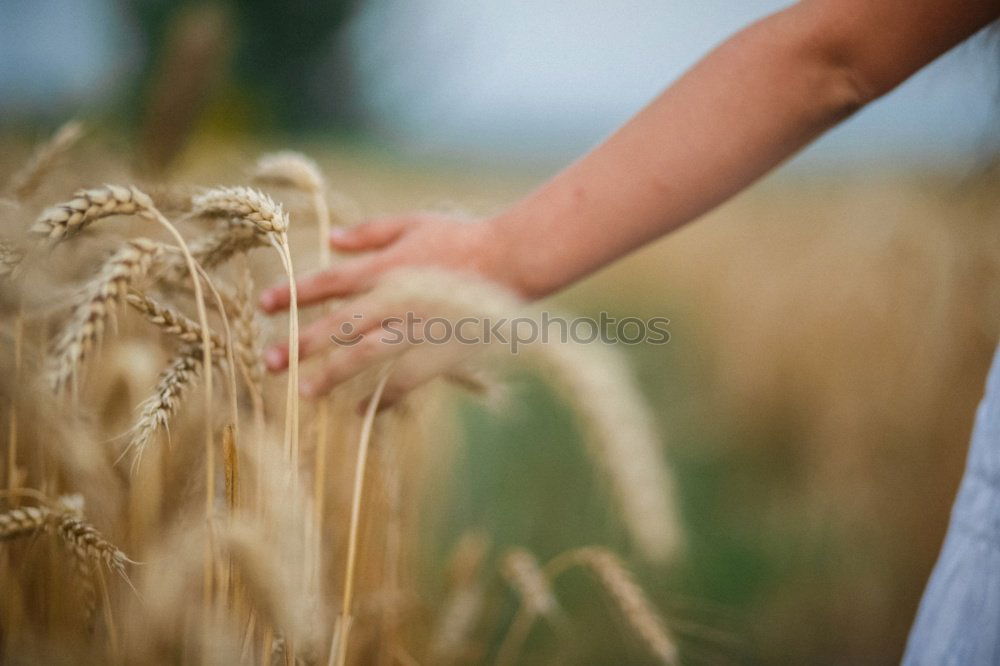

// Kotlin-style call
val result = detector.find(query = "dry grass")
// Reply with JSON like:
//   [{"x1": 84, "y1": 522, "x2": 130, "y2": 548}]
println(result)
[{"x1": 0, "y1": 127, "x2": 679, "y2": 664}]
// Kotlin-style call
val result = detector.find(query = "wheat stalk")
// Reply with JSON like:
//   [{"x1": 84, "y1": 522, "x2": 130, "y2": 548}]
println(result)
[
  {"x1": 7, "y1": 120, "x2": 84, "y2": 201},
  {"x1": 37, "y1": 185, "x2": 225, "y2": 608},
  {"x1": 254, "y1": 151, "x2": 333, "y2": 604},
  {"x1": 333, "y1": 364, "x2": 393, "y2": 666},
  {"x1": 48, "y1": 238, "x2": 164, "y2": 392},
  {"x1": 192, "y1": 187, "x2": 300, "y2": 470}
]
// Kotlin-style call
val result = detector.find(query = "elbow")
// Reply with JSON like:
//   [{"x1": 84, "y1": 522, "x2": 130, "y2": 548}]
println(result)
[
  {"x1": 822, "y1": 59, "x2": 878, "y2": 122},
  {"x1": 789, "y1": 2, "x2": 896, "y2": 121}
]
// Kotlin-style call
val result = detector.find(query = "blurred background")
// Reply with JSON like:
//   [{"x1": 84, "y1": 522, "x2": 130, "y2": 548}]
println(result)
[{"x1": 2, "y1": 0, "x2": 999, "y2": 663}]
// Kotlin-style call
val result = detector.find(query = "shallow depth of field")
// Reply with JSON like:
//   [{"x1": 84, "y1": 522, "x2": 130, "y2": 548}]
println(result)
[{"x1": 2, "y1": 2, "x2": 999, "y2": 664}]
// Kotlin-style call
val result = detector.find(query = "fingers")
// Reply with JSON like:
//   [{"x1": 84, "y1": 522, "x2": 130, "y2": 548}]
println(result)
[
  {"x1": 300, "y1": 328, "x2": 410, "y2": 398},
  {"x1": 329, "y1": 217, "x2": 414, "y2": 253},
  {"x1": 263, "y1": 298, "x2": 388, "y2": 371},
  {"x1": 359, "y1": 342, "x2": 479, "y2": 412},
  {"x1": 259, "y1": 257, "x2": 373, "y2": 313}
]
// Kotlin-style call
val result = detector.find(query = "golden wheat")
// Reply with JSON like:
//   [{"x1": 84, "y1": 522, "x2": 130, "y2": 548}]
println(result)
[
  {"x1": 191, "y1": 186, "x2": 289, "y2": 235},
  {"x1": 125, "y1": 344, "x2": 205, "y2": 465},
  {"x1": 0, "y1": 504, "x2": 50, "y2": 540},
  {"x1": 126, "y1": 289, "x2": 225, "y2": 351},
  {"x1": 0, "y1": 134, "x2": 686, "y2": 665},
  {"x1": 32, "y1": 184, "x2": 157, "y2": 245},
  {"x1": 48, "y1": 238, "x2": 164, "y2": 392}
]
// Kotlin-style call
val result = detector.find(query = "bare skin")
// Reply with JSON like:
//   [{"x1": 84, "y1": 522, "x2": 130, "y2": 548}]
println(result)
[{"x1": 260, "y1": 0, "x2": 1000, "y2": 399}]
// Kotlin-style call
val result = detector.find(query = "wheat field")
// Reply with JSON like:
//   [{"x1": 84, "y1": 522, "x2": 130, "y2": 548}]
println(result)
[
  {"x1": 0, "y1": 122, "x2": 997, "y2": 664},
  {"x1": 0, "y1": 124, "x2": 692, "y2": 665}
]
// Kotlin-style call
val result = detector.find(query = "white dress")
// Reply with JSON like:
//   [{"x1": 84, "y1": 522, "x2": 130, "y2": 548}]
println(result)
[{"x1": 903, "y1": 343, "x2": 1000, "y2": 664}]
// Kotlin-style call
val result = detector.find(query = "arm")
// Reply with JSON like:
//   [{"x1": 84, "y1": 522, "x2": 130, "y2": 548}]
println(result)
[
  {"x1": 260, "y1": 0, "x2": 999, "y2": 394},
  {"x1": 491, "y1": 0, "x2": 999, "y2": 296}
]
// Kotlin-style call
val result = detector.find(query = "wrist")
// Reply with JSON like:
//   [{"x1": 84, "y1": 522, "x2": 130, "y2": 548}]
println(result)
[{"x1": 477, "y1": 211, "x2": 559, "y2": 301}]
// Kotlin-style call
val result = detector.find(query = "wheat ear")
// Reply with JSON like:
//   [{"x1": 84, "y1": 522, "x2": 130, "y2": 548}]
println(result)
[
  {"x1": 0, "y1": 495, "x2": 131, "y2": 580},
  {"x1": 48, "y1": 238, "x2": 164, "y2": 392},
  {"x1": 7, "y1": 120, "x2": 84, "y2": 201},
  {"x1": 55, "y1": 515, "x2": 130, "y2": 579},
  {"x1": 31, "y1": 184, "x2": 156, "y2": 245},
  {"x1": 192, "y1": 187, "x2": 299, "y2": 469},
  {"x1": 39, "y1": 184, "x2": 220, "y2": 602},
  {"x1": 126, "y1": 290, "x2": 226, "y2": 351},
  {"x1": 548, "y1": 547, "x2": 678, "y2": 665},
  {"x1": 33, "y1": 187, "x2": 217, "y2": 507},
  {"x1": 0, "y1": 505, "x2": 50, "y2": 540},
  {"x1": 254, "y1": 151, "x2": 333, "y2": 599},
  {"x1": 159, "y1": 222, "x2": 269, "y2": 283},
  {"x1": 125, "y1": 345, "x2": 204, "y2": 468}
]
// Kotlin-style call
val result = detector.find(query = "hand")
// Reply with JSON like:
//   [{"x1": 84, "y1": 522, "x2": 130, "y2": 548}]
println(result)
[{"x1": 258, "y1": 214, "x2": 521, "y2": 401}]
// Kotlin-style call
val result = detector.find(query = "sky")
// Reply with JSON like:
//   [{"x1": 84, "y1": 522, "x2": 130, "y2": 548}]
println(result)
[
  {"x1": 2, "y1": 0, "x2": 998, "y2": 170},
  {"x1": 349, "y1": 0, "x2": 1000, "y2": 169}
]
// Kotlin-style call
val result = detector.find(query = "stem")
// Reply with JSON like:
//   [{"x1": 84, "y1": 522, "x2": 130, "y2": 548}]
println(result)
[
  {"x1": 313, "y1": 186, "x2": 332, "y2": 594},
  {"x1": 335, "y1": 365, "x2": 392, "y2": 666},
  {"x1": 147, "y1": 208, "x2": 215, "y2": 611},
  {"x1": 6, "y1": 311, "x2": 22, "y2": 502},
  {"x1": 273, "y1": 238, "x2": 299, "y2": 469}
]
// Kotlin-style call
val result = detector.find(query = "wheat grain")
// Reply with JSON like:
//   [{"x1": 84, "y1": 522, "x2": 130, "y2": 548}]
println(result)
[
  {"x1": 55, "y1": 515, "x2": 130, "y2": 579},
  {"x1": 191, "y1": 186, "x2": 289, "y2": 235},
  {"x1": 126, "y1": 290, "x2": 225, "y2": 351},
  {"x1": 126, "y1": 344, "x2": 204, "y2": 464},
  {"x1": 192, "y1": 186, "x2": 299, "y2": 467},
  {"x1": 159, "y1": 222, "x2": 269, "y2": 284},
  {"x1": 7, "y1": 120, "x2": 84, "y2": 201},
  {"x1": 31, "y1": 184, "x2": 156, "y2": 245},
  {"x1": 49, "y1": 238, "x2": 164, "y2": 392},
  {"x1": 233, "y1": 267, "x2": 265, "y2": 396},
  {"x1": 0, "y1": 505, "x2": 51, "y2": 540}
]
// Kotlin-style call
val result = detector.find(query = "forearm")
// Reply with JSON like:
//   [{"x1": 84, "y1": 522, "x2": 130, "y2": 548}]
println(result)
[{"x1": 490, "y1": 0, "x2": 997, "y2": 298}]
